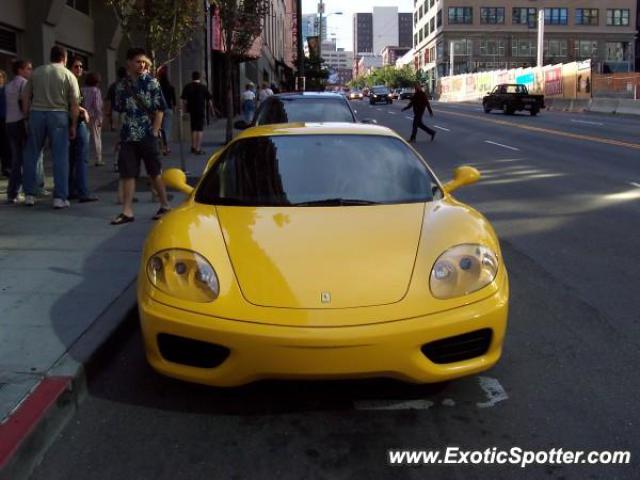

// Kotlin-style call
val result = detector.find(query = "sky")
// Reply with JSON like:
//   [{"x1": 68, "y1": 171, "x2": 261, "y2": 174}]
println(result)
[{"x1": 301, "y1": 0, "x2": 414, "y2": 51}]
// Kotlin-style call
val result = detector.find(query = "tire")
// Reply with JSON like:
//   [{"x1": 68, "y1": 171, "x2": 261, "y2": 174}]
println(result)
[{"x1": 483, "y1": 102, "x2": 491, "y2": 114}]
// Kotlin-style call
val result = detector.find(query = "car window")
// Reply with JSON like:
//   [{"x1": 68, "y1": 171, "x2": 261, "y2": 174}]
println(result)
[
  {"x1": 196, "y1": 135, "x2": 439, "y2": 206},
  {"x1": 255, "y1": 97, "x2": 355, "y2": 125},
  {"x1": 372, "y1": 87, "x2": 389, "y2": 94}
]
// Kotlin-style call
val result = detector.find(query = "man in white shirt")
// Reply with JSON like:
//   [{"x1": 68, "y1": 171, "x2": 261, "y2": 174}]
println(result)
[{"x1": 258, "y1": 82, "x2": 274, "y2": 105}]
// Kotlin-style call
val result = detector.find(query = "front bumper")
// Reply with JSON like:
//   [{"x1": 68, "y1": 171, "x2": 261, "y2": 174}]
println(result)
[{"x1": 139, "y1": 286, "x2": 508, "y2": 387}]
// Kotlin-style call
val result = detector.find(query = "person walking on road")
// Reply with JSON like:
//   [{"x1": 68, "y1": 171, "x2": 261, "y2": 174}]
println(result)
[
  {"x1": 180, "y1": 71, "x2": 212, "y2": 155},
  {"x1": 110, "y1": 48, "x2": 170, "y2": 225},
  {"x1": 4, "y1": 60, "x2": 32, "y2": 203},
  {"x1": 21, "y1": 45, "x2": 80, "y2": 208},
  {"x1": 402, "y1": 83, "x2": 436, "y2": 143}
]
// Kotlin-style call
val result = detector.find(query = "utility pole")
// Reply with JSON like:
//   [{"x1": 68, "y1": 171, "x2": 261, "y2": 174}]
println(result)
[
  {"x1": 449, "y1": 41, "x2": 454, "y2": 76},
  {"x1": 537, "y1": 9, "x2": 544, "y2": 68},
  {"x1": 318, "y1": 0, "x2": 324, "y2": 64}
]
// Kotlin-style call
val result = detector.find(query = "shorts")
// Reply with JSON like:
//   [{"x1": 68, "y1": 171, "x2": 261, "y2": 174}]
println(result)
[
  {"x1": 118, "y1": 135, "x2": 162, "y2": 179},
  {"x1": 190, "y1": 112, "x2": 205, "y2": 132}
]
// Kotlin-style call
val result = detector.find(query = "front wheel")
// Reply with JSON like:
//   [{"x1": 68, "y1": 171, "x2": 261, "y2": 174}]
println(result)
[{"x1": 483, "y1": 103, "x2": 491, "y2": 114}]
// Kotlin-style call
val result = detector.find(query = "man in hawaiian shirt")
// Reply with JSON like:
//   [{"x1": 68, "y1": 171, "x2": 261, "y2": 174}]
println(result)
[{"x1": 111, "y1": 48, "x2": 170, "y2": 225}]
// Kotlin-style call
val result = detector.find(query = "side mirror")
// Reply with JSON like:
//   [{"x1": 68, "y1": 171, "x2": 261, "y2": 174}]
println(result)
[
  {"x1": 234, "y1": 120, "x2": 249, "y2": 130},
  {"x1": 162, "y1": 168, "x2": 194, "y2": 195},
  {"x1": 360, "y1": 118, "x2": 378, "y2": 124},
  {"x1": 443, "y1": 166, "x2": 480, "y2": 194}
]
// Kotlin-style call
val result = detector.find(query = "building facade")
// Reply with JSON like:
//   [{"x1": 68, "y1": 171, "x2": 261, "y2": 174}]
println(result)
[
  {"x1": 353, "y1": 13, "x2": 373, "y2": 54},
  {"x1": 399, "y1": 12, "x2": 414, "y2": 48},
  {"x1": 301, "y1": 13, "x2": 327, "y2": 43},
  {"x1": 373, "y1": 7, "x2": 400, "y2": 55},
  {"x1": 412, "y1": 0, "x2": 637, "y2": 90},
  {"x1": 382, "y1": 46, "x2": 411, "y2": 66}
]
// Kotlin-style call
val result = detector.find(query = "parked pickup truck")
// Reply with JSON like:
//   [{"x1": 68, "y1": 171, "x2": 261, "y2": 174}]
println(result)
[{"x1": 482, "y1": 84, "x2": 545, "y2": 116}]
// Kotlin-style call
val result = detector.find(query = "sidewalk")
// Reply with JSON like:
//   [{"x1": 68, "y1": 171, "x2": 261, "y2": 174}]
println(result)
[{"x1": 0, "y1": 119, "x2": 230, "y2": 479}]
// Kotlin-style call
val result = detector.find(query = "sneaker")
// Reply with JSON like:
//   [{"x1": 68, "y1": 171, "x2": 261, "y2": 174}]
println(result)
[
  {"x1": 53, "y1": 198, "x2": 70, "y2": 209},
  {"x1": 24, "y1": 195, "x2": 35, "y2": 207},
  {"x1": 36, "y1": 189, "x2": 50, "y2": 197},
  {"x1": 79, "y1": 195, "x2": 99, "y2": 203},
  {"x1": 95, "y1": 160, "x2": 105, "y2": 166}
]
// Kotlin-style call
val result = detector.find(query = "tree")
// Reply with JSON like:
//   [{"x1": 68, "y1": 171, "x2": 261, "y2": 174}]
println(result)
[
  {"x1": 107, "y1": 0, "x2": 203, "y2": 69},
  {"x1": 211, "y1": 0, "x2": 271, "y2": 143}
]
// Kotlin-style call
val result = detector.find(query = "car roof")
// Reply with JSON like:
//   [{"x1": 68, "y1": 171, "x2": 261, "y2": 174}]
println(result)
[
  {"x1": 274, "y1": 92, "x2": 346, "y2": 99},
  {"x1": 235, "y1": 122, "x2": 401, "y2": 140}
]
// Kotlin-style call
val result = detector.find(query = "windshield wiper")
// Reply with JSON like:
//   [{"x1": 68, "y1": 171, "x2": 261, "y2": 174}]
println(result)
[{"x1": 292, "y1": 198, "x2": 380, "y2": 206}]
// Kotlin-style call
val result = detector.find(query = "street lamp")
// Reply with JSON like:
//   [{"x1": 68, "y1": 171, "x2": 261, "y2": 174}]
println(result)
[{"x1": 317, "y1": 0, "x2": 342, "y2": 61}]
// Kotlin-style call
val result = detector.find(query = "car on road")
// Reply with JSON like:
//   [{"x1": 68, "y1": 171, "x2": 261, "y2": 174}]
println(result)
[
  {"x1": 348, "y1": 89, "x2": 364, "y2": 100},
  {"x1": 237, "y1": 92, "x2": 358, "y2": 127},
  {"x1": 389, "y1": 89, "x2": 400, "y2": 100},
  {"x1": 482, "y1": 83, "x2": 545, "y2": 116},
  {"x1": 139, "y1": 123, "x2": 510, "y2": 387},
  {"x1": 369, "y1": 86, "x2": 393, "y2": 105},
  {"x1": 399, "y1": 87, "x2": 415, "y2": 100}
]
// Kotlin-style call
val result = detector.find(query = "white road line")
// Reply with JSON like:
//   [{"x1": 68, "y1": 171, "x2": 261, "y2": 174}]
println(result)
[
  {"x1": 630, "y1": 182, "x2": 640, "y2": 188},
  {"x1": 476, "y1": 377, "x2": 509, "y2": 408},
  {"x1": 388, "y1": 111, "x2": 396, "y2": 115},
  {"x1": 571, "y1": 119, "x2": 604, "y2": 126},
  {"x1": 376, "y1": 108, "x2": 383, "y2": 112},
  {"x1": 484, "y1": 140, "x2": 520, "y2": 151},
  {"x1": 354, "y1": 399, "x2": 435, "y2": 411},
  {"x1": 433, "y1": 125, "x2": 450, "y2": 131},
  {"x1": 405, "y1": 116, "x2": 413, "y2": 120}
]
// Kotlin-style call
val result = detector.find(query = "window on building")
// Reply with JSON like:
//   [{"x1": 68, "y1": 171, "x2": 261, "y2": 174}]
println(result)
[
  {"x1": 424, "y1": 24, "x2": 428, "y2": 38},
  {"x1": 419, "y1": 29, "x2": 424, "y2": 42},
  {"x1": 414, "y1": 33, "x2": 418, "y2": 46},
  {"x1": 480, "y1": 39, "x2": 505, "y2": 56},
  {"x1": 419, "y1": 5, "x2": 423, "y2": 19},
  {"x1": 437, "y1": 9, "x2": 442, "y2": 27},
  {"x1": 66, "y1": 0, "x2": 90, "y2": 14},
  {"x1": 512, "y1": 8, "x2": 537, "y2": 27},
  {"x1": 452, "y1": 39, "x2": 473, "y2": 56},
  {"x1": 575, "y1": 40, "x2": 598, "y2": 59},
  {"x1": 575, "y1": 9, "x2": 599, "y2": 26},
  {"x1": 480, "y1": 7, "x2": 505, "y2": 24},
  {"x1": 606, "y1": 42, "x2": 630, "y2": 61},
  {"x1": 606, "y1": 9, "x2": 630, "y2": 26},
  {"x1": 545, "y1": 39, "x2": 567, "y2": 57},
  {"x1": 511, "y1": 39, "x2": 537, "y2": 57},
  {"x1": 430, "y1": 0, "x2": 435, "y2": 7},
  {"x1": 424, "y1": 1, "x2": 428, "y2": 13},
  {"x1": 431, "y1": 17, "x2": 435, "y2": 32},
  {"x1": 544, "y1": 8, "x2": 568, "y2": 25},
  {"x1": 448, "y1": 7, "x2": 473, "y2": 24}
]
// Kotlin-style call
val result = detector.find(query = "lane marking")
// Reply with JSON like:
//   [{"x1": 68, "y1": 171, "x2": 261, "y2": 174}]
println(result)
[
  {"x1": 485, "y1": 140, "x2": 520, "y2": 151},
  {"x1": 630, "y1": 182, "x2": 640, "y2": 188},
  {"x1": 433, "y1": 125, "x2": 450, "y2": 132},
  {"x1": 388, "y1": 111, "x2": 396, "y2": 115},
  {"x1": 571, "y1": 119, "x2": 604, "y2": 126},
  {"x1": 435, "y1": 108, "x2": 640, "y2": 151},
  {"x1": 405, "y1": 116, "x2": 413, "y2": 120},
  {"x1": 476, "y1": 377, "x2": 509, "y2": 408},
  {"x1": 354, "y1": 399, "x2": 435, "y2": 411}
]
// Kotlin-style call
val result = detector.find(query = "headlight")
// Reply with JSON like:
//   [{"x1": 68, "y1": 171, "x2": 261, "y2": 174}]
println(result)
[
  {"x1": 429, "y1": 244, "x2": 498, "y2": 299},
  {"x1": 146, "y1": 249, "x2": 219, "y2": 303}
]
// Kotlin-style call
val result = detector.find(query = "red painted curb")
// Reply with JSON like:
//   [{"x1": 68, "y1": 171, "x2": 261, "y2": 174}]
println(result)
[{"x1": 0, "y1": 377, "x2": 71, "y2": 470}]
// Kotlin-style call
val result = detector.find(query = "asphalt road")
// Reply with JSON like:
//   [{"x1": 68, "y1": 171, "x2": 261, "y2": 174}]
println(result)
[{"x1": 32, "y1": 101, "x2": 640, "y2": 480}]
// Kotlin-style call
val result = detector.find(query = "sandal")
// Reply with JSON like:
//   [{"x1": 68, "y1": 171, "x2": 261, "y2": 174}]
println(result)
[
  {"x1": 152, "y1": 207, "x2": 171, "y2": 220},
  {"x1": 111, "y1": 213, "x2": 135, "y2": 225}
]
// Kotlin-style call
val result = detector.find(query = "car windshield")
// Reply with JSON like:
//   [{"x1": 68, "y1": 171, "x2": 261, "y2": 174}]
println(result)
[
  {"x1": 196, "y1": 135, "x2": 439, "y2": 207},
  {"x1": 372, "y1": 87, "x2": 389, "y2": 94},
  {"x1": 255, "y1": 97, "x2": 355, "y2": 125}
]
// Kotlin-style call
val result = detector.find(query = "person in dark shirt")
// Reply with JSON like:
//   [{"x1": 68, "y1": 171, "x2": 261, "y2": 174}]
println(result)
[
  {"x1": 158, "y1": 66, "x2": 176, "y2": 155},
  {"x1": 402, "y1": 83, "x2": 436, "y2": 143},
  {"x1": 180, "y1": 71, "x2": 213, "y2": 155}
]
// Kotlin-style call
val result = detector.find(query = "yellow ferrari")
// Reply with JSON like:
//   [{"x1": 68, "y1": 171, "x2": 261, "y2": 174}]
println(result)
[{"x1": 138, "y1": 123, "x2": 508, "y2": 387}]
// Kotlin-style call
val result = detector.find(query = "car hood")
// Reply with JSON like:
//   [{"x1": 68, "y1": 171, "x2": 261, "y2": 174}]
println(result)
[{"x1": 216, "y1": 204, "x2": 425, "y2": 309}]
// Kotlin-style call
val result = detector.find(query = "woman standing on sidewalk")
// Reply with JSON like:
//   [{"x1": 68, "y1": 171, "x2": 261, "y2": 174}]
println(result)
[
  {"x1": 82, "y1": 72, "x2": 104, "y2": 166},
  {"x1": 158, "y1": 66, "x2": 176, "y2": 156}
]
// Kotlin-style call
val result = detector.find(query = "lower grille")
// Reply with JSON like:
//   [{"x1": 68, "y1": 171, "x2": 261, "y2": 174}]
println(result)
[
  {"x1": 421, "y1": 329, "x2": 492, "y2": 364},
  {"x1": 157, "y1": 333, "x2": 230, "y2": 369}
]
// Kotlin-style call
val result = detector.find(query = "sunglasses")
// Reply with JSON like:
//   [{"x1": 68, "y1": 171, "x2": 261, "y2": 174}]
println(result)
[{"x1": 73, "y1": 64, "x2": 84, "y2": 69}]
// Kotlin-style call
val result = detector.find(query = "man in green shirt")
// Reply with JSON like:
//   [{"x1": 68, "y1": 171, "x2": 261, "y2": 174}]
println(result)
[{"x1": 21, "y1": 45, "x2": 80, "y2": 208}]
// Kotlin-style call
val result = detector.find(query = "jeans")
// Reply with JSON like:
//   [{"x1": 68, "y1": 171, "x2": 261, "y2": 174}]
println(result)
[
  {"x1": 410, "y1": 109, "x2": 435, "y2": 140},
  {"x1": 0, "y1": 118, "x2": 11, "y2": 174},
  {"x1": 69, "y1": 122, "x2": 90, "y2": 198},
  {"x1": 88, "y1": 119, "x2": 103, "y2": 164},
  {"x1": 6, "y1": 120, "x2": 26, "y2": 200},
  {"x1": 24, "y1": 111, "x2": 70, "y2": 200},
  {"x1": 242, "y1": 100, "x2": 255, "y2": 124}
]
